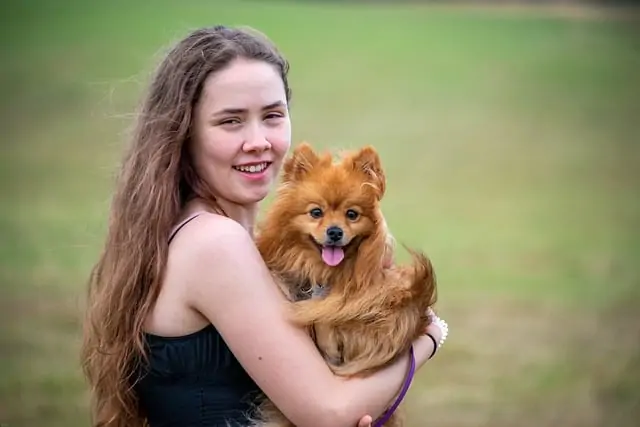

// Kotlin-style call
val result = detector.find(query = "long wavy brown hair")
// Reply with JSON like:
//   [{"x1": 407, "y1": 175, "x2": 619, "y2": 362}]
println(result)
[{"x1": 80, "y1": 25, "x2": 292, "y2": 427}]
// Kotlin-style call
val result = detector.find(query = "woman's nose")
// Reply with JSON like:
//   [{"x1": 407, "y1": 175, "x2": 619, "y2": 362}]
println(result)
[{"x1": 242, "y1": 123, "x2": 271, "y2": 153}]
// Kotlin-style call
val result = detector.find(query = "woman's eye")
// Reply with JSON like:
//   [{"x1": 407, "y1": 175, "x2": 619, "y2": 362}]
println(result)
[
  {"x1": 346, "y1": 209, "x2": 359, "y2": 221},
  {"x1": 220, "y1": 118, "x2": 241, "y2": 125},
  {"x1": 264, "y1": 112, "x2": 283, "y2": 121},
  {"x1": 309, "y1": 208, "x2": 323, "y2": 219}
]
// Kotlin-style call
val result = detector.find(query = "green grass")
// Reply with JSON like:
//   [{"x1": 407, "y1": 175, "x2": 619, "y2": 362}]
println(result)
[{"x1": 1, "y1": 1, "x2": 639, "y2": 426}]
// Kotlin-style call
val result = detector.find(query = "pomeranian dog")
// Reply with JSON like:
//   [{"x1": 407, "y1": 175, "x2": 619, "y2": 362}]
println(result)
[{"x1": 251, "y1": 142, "x2": 438, "y2": 427}]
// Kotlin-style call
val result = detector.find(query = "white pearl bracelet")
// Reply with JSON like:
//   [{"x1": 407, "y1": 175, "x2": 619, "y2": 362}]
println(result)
[
  {"x1": 433, "y1": 316, "x2": 449, "y2": 348},
  {"x1": 427, "y1": 308, "x2": 449, "y2": 348}
]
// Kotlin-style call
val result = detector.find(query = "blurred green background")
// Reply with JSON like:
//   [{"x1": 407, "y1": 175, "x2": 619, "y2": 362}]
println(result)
[{"x1": 1, "y1": 0, "x2": 639, "y2": 426}]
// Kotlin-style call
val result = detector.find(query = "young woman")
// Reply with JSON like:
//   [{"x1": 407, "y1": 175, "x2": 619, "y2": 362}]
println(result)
[{"x1": 81, "y1": 25, "x2": 448, "y2": 427}]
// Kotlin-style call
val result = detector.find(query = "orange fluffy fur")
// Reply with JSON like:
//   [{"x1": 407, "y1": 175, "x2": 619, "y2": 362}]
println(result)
[{"x1": 251, "y1": 143, "x2": 438, "y2": 427}]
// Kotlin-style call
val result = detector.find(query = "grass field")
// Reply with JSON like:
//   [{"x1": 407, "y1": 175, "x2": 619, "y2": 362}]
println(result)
[{"x1": 1, "y1": 1, "x2": 640, "y2": 426}]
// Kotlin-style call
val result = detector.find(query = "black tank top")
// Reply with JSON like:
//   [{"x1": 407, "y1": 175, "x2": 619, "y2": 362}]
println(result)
[{"x1": 134, "y1": 213, "x2": 260, "y2": 426}]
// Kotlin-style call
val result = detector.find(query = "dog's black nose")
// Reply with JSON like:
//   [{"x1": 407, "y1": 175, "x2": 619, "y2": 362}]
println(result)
[{"x1": 326, "y1": 226, "x2": 343, "y2": 243}]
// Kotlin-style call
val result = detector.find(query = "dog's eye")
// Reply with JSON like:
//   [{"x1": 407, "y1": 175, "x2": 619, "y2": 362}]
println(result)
[
  {"x1": 309, "y1": 208, "x2": 323, "y2": 219},
  {"x1": 346, "y1": 209, "x2": 359, "y2": 221}
]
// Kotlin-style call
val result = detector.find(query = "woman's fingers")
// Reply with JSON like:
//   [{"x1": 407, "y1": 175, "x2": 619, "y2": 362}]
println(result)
[{"x1": 357, "y1": 415, "x2": 373, "y2": 427}]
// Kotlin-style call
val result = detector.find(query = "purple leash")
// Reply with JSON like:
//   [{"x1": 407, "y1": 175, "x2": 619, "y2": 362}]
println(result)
[{"x1": 372, "y1": 345, "x2": 416, "y2": 427}]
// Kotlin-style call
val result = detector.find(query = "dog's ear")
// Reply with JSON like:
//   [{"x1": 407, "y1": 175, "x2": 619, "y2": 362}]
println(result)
[
  {"x1": 349, "y1": 145, "x2": 386, "y2": 200},
  {"x1": 282, "y1": 142, "x2": 319, "y2": 182}
]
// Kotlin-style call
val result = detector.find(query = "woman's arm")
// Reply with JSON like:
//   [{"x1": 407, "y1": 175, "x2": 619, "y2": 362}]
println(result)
[{"x1": 173, "y1": 215, "x2": 436, "y2": 427}]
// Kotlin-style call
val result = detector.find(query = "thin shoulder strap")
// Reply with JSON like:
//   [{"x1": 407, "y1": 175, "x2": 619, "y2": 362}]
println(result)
[{"x1": 168, "y1": 211, "x2": 206, "y2": 244}]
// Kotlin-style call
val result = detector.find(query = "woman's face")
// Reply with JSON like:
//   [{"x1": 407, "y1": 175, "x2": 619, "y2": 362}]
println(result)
[{"x1": 189, "y1": 57, "x2": 291, "y2": 206}]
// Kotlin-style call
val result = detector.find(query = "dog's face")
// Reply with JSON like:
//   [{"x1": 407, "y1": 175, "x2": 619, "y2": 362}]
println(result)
[{"x1": 277, "y1": 142, "x2": 386, "y2": 268}]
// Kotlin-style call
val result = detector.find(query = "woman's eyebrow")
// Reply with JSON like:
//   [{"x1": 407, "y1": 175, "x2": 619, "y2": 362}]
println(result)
[{"x1": 211, "y1": 101, "x2": 286, "y2": 117}]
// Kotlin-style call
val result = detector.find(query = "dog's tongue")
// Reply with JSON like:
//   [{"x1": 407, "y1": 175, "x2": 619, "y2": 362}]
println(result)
[{"x1": 321, "y1": 246, "x2": 345, "y2": 266}]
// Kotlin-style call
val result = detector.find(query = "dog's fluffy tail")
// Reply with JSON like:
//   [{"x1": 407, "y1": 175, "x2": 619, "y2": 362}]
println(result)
[{"x1": 405, "y1": 246, "x2": 438, "y2": 309}]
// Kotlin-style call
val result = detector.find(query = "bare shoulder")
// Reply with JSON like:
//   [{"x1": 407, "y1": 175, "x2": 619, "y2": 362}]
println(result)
[
  {"x1": 169, "y1": 213, "x2": 278, "y2": 314},
  {"x1": 170, "y1": 212, "x2": 253, "y2": 257},
  {"x1": 167, "y1": 213, "x2": 266, "y2": 303}
]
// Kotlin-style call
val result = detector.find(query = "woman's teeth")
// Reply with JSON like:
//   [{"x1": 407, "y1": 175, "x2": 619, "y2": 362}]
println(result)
[{"x1": 233, "y1": 162, "x2": 268, "y2": 173}]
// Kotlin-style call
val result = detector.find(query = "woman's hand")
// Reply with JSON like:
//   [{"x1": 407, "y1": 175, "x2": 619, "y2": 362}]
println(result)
[
  {"x1": 381, "y1": 242, "x2": 394, "y2": 269},
  {"x1": 357, "y1": 415, "x2": 373, "y2": 427},
  {"x1": 381, "y1": 222, "x2": 395, "y2": 269}
]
